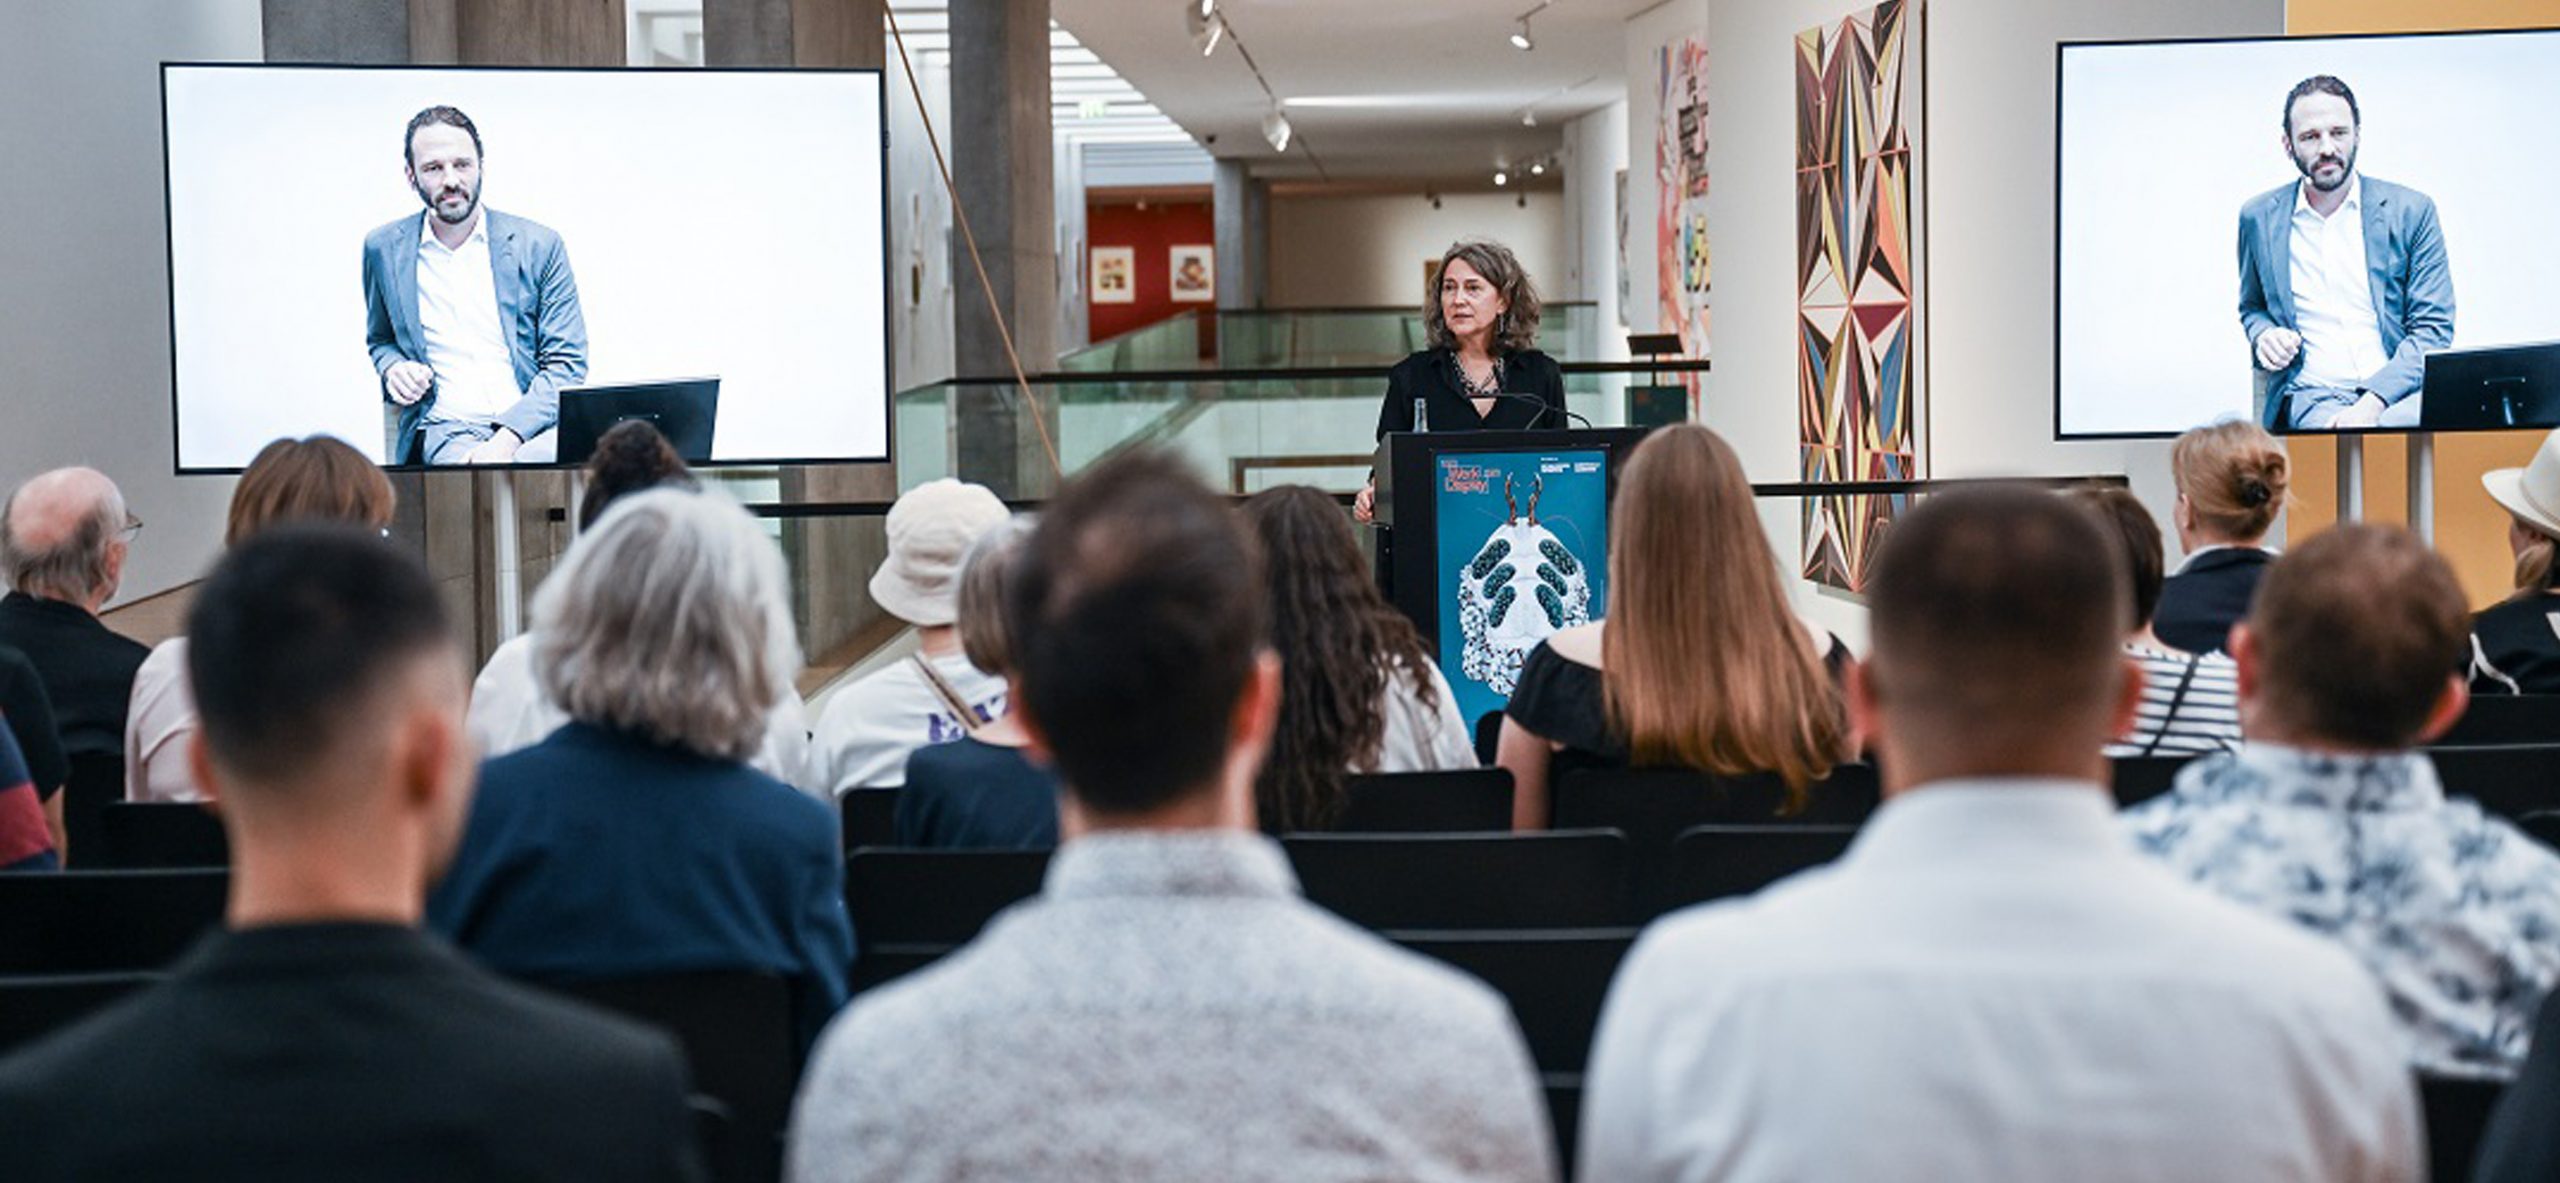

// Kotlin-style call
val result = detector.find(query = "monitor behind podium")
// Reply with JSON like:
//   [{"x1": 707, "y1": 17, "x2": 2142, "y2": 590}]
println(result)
[{"x1": 556, "y1": 378, "x2": 721, "y2": 464}]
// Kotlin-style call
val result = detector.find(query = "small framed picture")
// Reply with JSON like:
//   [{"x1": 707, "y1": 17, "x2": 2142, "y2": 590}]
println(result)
[
  {"x1": 1091, "y1": 246, "x2": 1135, "y2": 304},
  {"x1": 1169, "y1": 244, "x2": 1215, "y2": 303}
]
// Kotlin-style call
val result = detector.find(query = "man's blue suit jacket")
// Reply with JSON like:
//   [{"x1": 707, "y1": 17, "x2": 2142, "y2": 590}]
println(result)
[
  {"x1": 362, "y1": 208, "x2": 587, "y2": 462},
  {"x1": 2236, "y1": 175, "x2": 2453, "y2": 430}
]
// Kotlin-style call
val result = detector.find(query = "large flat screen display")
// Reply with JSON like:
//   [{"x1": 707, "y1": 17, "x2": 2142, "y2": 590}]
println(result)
[
  {"x1": 2056, "y1": 29, "x2": 2560, "y2": 438},
  {"x1": 162, "y1": 64, "x2": 890, "y2": 471}
]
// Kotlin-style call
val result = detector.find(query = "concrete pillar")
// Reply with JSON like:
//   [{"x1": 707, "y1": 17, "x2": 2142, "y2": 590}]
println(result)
[
  {"x1": 704, "y1": 0, "x2": 883, "y2": 69},
  {"x1": 1213, "y1": 158, "x2": 1267, "y2": 311},
  {"x1": 950, "y1": 0, "x2": 1057, "y2": 497}
]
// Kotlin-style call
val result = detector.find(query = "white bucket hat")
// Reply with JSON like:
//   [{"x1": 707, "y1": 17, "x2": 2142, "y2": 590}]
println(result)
[
  {"x1": 870, "y1": 479, "x2": 1010, "y2": 626},
  {"x1": 2484, "y1": 428, "x2": 2560, "y2": 541}
]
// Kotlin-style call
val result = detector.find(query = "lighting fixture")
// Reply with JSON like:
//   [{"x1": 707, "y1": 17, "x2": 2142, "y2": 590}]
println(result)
[
  {"x1": 1199, "y1": 0, "x2": 1216, "y2": 16},
  {"x1": 1186, "y1": 2, "x2": 1225, "y2": 56},
  {"x1": 1529, "y1": 159, "x2": 1546, "y2": 176},
  {"x1": 1510, "y1": 17, "x2": 1533, "y2": 51},
  {"x1": 1262, "y1": 108, "x2": 1293, "y2": 153},
  {"x1": 1521, "y1": 110, "x2": 1538, "y2": 128},
  {"x1": 1493, "y1": 169, "x2": 1509, "y2": 187}
]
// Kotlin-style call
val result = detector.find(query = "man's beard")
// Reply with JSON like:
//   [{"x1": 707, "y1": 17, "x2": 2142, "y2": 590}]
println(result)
[
  {"x1": 2295, "y1": 147, "x2": 2355, "y2": 193},
  {"x1": 419, "y1": 182, "x2": 480, "y2": 225}
]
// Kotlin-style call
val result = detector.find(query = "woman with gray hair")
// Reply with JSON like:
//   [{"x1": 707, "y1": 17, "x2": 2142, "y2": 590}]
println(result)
[{"x1": 428, "y1": 488, "x2": 853, "y2": 1045}]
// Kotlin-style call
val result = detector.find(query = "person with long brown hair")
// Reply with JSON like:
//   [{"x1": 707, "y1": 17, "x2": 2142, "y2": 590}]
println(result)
[
  {"x1": 126, "y1": 434, "x2": 396, "y2": 803},
  {"x1": 2155, "y1": 419, "x2": 2289, "y2": 654},
  {"x1": 1498, "y1": 425, "x2": 1851, "y2": 830},
  {"x1": 1243, "y1": 485, "x2": 1474, "y2": 832}
]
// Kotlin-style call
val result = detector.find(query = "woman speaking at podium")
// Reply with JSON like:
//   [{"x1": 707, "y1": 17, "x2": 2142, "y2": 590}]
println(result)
[{"x1": 1353, "y1": 239, "x2": 1568, "y2": 522}]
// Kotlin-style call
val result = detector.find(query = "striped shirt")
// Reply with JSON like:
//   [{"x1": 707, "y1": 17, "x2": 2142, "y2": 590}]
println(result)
[{"x1": 2106, "y1": 643, "x2": 2242, "y2": 758}]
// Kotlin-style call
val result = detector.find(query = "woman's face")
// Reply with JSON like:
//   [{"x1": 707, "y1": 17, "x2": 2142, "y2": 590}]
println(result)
[
  {"x1": 2511, "y1": 514, "x2": 2544, "y2": 560},
  {"x1": 1439, "y1": 258, "x2": 1508, "y2": 345}
]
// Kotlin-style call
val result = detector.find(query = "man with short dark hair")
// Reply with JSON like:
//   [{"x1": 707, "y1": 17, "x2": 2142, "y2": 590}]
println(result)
[
  {"x1": 2127, "y1": 524, "x2": 2560, "y2": 1077},
  {"x1": 1580, "y1": 487, "x2": 2417, "y2": 1181},
  {"x1": 362, "y1": 104, "x2": 587, "y2": 465},
  {"x1": 787, "y1": 452, "x2": 1554, "y2": 1182},
  {"x1": 0, "y1": 525, "x2": 702, "y2": 1181}
]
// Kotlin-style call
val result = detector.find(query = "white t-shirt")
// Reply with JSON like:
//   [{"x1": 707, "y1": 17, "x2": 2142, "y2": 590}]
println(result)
[
  {"x1": 124, "y1": 637, "x2": 202, "y2": 803},
  {"x1": 466, "y1": 632, "x2": 817, "y2": 795},
  {"x1": 812, "y1": 650, "x2": 1008, "y2": 794},
  {"x1": 1366, "y1": 662, "x2": 1478, "y2": 774}
]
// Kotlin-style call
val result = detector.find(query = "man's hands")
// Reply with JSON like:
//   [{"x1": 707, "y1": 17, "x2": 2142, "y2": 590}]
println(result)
[
  {"x1": 2331, "y1": 392, "x2": 2388, "y2": 429},
  {"x1": 463, "y1": 429, "x2": 523, "y2": 465},
  {"x1": 383, "y1": 361, "x2": 436, "y2": 406},
  {"x1": 2253, "y1": 327, "x2": 2303, "y2": 371}
]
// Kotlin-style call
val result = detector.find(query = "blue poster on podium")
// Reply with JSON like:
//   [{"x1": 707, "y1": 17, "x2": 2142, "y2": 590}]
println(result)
[{"x1": 1433, "y1": 448, "x2": 1611, "y2": 729}]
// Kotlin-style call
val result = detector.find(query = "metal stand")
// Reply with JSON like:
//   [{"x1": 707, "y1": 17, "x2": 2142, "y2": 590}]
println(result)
[
  {"x1": 2337, "y1": 434, "x2": 2365, "y2": 522},
  {"x1": 566, "y1": 472, "x2": 587, "y2": 540},
  {"x1": 490, "y1": 472, "x2": 522, "y2": 641},
  {"x1": 2408, "y1": 431, "x2": 2435, "y2": 543}
]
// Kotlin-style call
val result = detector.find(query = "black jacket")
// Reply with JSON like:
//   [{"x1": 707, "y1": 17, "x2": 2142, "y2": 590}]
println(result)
[
  {"x1": 2153, "y1": 547, "x2": 2275, "y2": 655},
  {"x1": 1374, "y1": 348, "x2": 1569, "y2": 439},
  {"x1": 0, "y1": 592, "x2": 146, "y2": 759}
]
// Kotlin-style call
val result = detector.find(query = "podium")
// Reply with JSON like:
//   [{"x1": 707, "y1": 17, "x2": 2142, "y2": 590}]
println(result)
[{"x1": 1373, "y1": 427, "x2": 1654, "y2": 730}]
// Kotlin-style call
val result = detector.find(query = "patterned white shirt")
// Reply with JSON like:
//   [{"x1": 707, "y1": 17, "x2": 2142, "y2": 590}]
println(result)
[
  {"x1": 786, "y1": 830, "x2": 1555, "y2": 1183},
  {"x1": 2125, "y1": 743, "x2": 2560, "y2": 1077}
]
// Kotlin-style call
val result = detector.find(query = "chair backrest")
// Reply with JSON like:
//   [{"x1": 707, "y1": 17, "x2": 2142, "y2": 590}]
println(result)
[
  {"x1": 844, "y1": 848, "x2": 1051, "y2": 949},
  {"x1": 1474, "y1": 711, "x2": 1504, "y2": 765},
  {"x1": 552, "y1": 971, "x2": 795, "y2": 1183},
  {"x1": 1662, "y1": 825, "x2": 1857, "y2": 914},
  {"x1": 2420, "y1": 1072, "x2": 2506, "y2": 1183},
  {"x1": 2438, "y1": 695, "x2": 2560, "y2": 747},
  {"x1": 0, "y1": 869, "x2": 228, "y2": 974},
  {"x1": 839, "y1": 788, "x2": 901, "y2": 853},
  {"x1": 1391, "y1": 928, "x2": 1636, "y2": 1075},
  {"x1": 1285, "y1": 830, "x2": 1632, "y2": 929},
  {"x1": 2109, "y1": 754, "x2": 2197, "y2": 809},
  {"x1": 1332, "y1": 768, "x2": 1515, "y2": 833},
  {"x1": 0, "y1": 971, "x2": 162, "y2": 1055},
  {"x1": 1543, "y1": 1077, "x2": 1582, "y2": 1178},
  {"x1": 96, "y1": 802, "x2": 230, "y2": 869},
  {"x1": 2430, "y1": 746, "x2": 2560, "y2": 821},
  {"x1": 58, "y1": 752, "x2": 125, "y2": 867},
  {"x1": 2519, "y1": 810, "x2": 2560, "y2": 852},
  {"x1": 1554, "y1": 764, "x2": 1876, "y2": 914}
]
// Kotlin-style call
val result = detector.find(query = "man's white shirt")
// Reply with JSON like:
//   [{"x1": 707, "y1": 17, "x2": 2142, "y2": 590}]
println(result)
[
  {"x1": 2289, "y1": 175, "x2": 2391, "y2": 391},
  {"x1": 415, "y1": 214, "x2": 521, "y2": 423}
]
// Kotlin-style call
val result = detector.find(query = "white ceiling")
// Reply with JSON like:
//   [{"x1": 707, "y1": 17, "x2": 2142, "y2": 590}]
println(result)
[{"x1": 1053, "y1": 0, "x2": 1645, "y2": 183}]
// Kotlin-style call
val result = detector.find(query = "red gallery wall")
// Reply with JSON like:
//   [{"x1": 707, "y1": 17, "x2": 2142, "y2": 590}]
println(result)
[{"x1": 1086, "y1": 197, "x2": 1215, "y2": 343}]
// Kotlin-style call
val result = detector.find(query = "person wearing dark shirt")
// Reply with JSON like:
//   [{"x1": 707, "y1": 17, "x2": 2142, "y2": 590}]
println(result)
[
  {"x1": 2471, "y1": 428, "x2": 2560, "y2": 695},
  {"x1": 897, "y1": 519, "x2": 1060, "y2": 849},
  {"x1": 0, "y1": 467, "x2": 150, "y2": 758},
  {"x1": 0, "y1": 644, "x2": 67, "y2": 801},
  {"x1": 0, "y1": 711, "x2": 53, "y2": 870},
  {"x1": 2154, "y1": 421, "x2": 2288, "y2": 655},
  {"x1": 0, "y1": 525, "x2": 702, "y2": 1180}
]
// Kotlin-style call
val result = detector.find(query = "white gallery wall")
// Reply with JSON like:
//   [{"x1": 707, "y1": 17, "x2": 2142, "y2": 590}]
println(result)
[
  {"x1": 1697, "y1": 0, "x2": 2285, "y2": 647},
  {"x1": 0, "y1": 0, "x2": 263, "y2": 605},
  {"x1": 1267, "y1": 190, "x2": 1569, "y2": 309},
  {"x1": 1560, "y1": 98, "x2": 1632, "y2": 355}
]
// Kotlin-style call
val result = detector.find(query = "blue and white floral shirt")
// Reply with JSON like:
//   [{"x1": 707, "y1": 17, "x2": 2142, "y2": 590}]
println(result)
[{"x1": 2123, "y1": 743, "x2": 2560, "y2": 1078}]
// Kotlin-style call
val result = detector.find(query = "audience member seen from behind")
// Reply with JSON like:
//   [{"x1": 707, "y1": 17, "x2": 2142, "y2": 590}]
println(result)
[
  {"x1": 0, "y1": 712, "x2": 53, "y2": 871},
  {"x1": 0, "y1": 466, "x2": 150, "y2": 855},
  {"x1": 2153, "y1": 419, "x2": 2289, "y2": 654},
  {"x1": 789, "y1": 452, "x2": 1555, "y2": 1183},
  {"x1": 813, "y1": 478, "x2": 1011, "y2": 794},
  {"x1": 466, "y1": 421, "x2": 816, "y2": 792},
  {"x1": 1499, "y1": 424, "x2": 1851, "y2": 830},
  {"x1": 2126, "y1": 524, "x2": 2560, "y2": 1078},
  {"x1": 896, "y1": 518, "x2": 1061, "y2": 849},
  {"x1": 428, "y1": 490, "x2": 853, "y2": 1048},
  {"x1": 2470, "y1": 427, "x2": 2560, "y2": 694},
  {"x1": 127, "y1": 435, "x2": 395, "y2": 804},
  {"x1": 1579, "y1": 486, "x2": 2417, "y2": 1182},
  {"x1": 2069, "y1": 487, "x2": 2241, "y2": 758},
  {"x1": 1241, "y1": 485, "x2": 1475, "y2": 833},
  {"x1": 0, "y1": 649, "x2": 66, "y2": 868},
  {"x1": 0, "y1": 526, "x2": 703, "y2": 1180}
]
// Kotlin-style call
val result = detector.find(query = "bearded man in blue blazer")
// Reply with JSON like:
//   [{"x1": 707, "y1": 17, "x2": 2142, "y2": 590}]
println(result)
[
  {"x1": 2237, "y1": 75, "x2": 2453, "y2": 431},
  {"x1": 362, "y1": 106, "x2": 587, "y2": 466}
]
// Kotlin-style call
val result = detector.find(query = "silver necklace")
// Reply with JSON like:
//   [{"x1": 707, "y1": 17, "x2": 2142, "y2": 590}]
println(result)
[{"x1": 1457, "y1": 355, "x2": 1505, "y2": 399}]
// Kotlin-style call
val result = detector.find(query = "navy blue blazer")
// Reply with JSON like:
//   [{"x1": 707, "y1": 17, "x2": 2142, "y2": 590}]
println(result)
[
  {"x1": 362, "y1": 208, "x2": 588, "y2": 460},
  {"x1": 2235, "y1": 175, "x2": 2453, "y2": 429},
  {"x1": 2153, "y1": 547, "x2": 2274, "y2": 656},
  {"x1": 427, "y1": 723, "x2": 853, "y2": 1049}
]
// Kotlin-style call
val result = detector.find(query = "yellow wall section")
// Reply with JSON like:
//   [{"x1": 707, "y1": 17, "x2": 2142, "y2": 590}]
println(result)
[{"x1": 2282, "y1": 0, "x2": 2560, "y2": 604}]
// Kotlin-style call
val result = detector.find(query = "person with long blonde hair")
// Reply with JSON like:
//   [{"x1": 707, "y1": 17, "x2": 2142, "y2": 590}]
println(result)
[{"x1": 1497, "y1": 424, "x2": 1851, "y2": 829}]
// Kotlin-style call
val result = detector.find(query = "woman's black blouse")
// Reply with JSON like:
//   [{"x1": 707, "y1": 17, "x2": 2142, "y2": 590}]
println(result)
[{"x1": 1374, "y1": 348, "x2": 1569, "y2": 440}]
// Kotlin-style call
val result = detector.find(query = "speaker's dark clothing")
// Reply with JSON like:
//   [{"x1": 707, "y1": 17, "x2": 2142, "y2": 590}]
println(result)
[{"x1": 1374, "y1": 348, "x2": 1568, "y2": 439}]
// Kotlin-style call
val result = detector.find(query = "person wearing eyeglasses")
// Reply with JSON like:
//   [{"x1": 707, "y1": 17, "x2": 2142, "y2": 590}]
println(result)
[{"x1": 0, "y1": 467, "x2": 150, "y2": 860}]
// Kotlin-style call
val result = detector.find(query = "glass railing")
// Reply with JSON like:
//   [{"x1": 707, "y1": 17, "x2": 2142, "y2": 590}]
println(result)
[{"x1": 1052, "y1": 301, "x2": 1613, "y2": 373}]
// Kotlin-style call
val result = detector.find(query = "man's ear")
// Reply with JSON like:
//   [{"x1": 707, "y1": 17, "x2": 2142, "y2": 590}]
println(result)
[
  {"x1": 1009, "y1": 676, "x2": 1052, "y2": 764},
  {"x1": 2414, "y1": 675, "x2": 2471, "y2": 747},
  {"x1": 185, "y1": 730, "x2": 224, "y2": 808},
  {"x1": 1845, "y1": 658, "x2": 1885, "y2": 752},
  {"x1": 1231, "y1": 650, "x2": 1283, "y2": 756},
  {"x1": 2108, "y1": 655, "x2": 2147, "y2": 744},
  {"x1": 2229, "y1": 623, "x2": 2262, "y2": 705}
]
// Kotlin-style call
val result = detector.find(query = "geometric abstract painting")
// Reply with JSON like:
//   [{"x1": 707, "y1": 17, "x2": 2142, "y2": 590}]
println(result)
[{"x1": 1796, "y1": 0, "x2": 1921, "y2": 590}]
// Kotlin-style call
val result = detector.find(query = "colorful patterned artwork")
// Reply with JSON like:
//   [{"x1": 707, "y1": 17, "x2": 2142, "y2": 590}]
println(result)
[
  {"x1": 1796, "y1": 0, "x2": 1920, "y2": 591},
  {"x1": 1657, "y1": 33, "x2": 1710, "y2": 372}
]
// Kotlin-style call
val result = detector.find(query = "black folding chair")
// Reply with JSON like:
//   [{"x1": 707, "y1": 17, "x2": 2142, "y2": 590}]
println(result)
[
  {"x1": 2519, "y1": 810, "x2": 2560, "y2": 852},
  {"x1": 553, "y1": 972, "x2": 797, "y2": 1183},
  {"x1": 844, "y1": 849, "x2": 1050, "y2": 949},
  {"x1": 1660, "y1": 825, "x2": 1857, "y2": 915},
  {"x1": 1554, "y1": 764, "x2": 1877, "y2": 914},
  {"x1": 96, "y1": 802, "x2": 229, "y2": 869},
  {"x1": 2109, "y1": 754, "x2": 2197, "y2": 809},
  {"x1": 57, "y1": 752, "x2": 125, "y2": 868},
  {"x1": 1544, "y1": 1074, "x2": 1582, "y2": 1180},
  {"x1": 1332, "y1": 768, "x2": 1515, "y2": 833},
  {"x1": 1286, "y1": 830, "x2": 1632, "y2": 929},
  {"x1": 0, "y1": 971, "x2": 161, "y2": 1055},
  {"x1": 1390, "y1": 928, "x2": 1636, "y2": 1076},
  {"x1": 2420, "y1": 1072, "x2": 2507, "y2": 1183},
  {"x1": 1475, "y1": 711, "x2": 1505, "y2": 765},
  {"x1": 2430, "y1": 746, "x2": 2560, "y2": 821},
  {"x1": 0, "y1": 869, "x2": 228, "y2": 973},
  {"x1": 838, "y1": 788, "x2": 901, "y2": 853},
  {"x1": 2438, "y1": 695, "x2": 2560, "y2": 747}
]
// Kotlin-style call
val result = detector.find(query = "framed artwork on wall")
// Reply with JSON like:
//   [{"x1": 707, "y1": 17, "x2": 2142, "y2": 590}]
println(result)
[
  {"x1": 1169, "y1": 244, "x2": 1215, "y2": 302},
  {"x1": 1091, "y1": 245, "x2": 1135, "y2": 304}
]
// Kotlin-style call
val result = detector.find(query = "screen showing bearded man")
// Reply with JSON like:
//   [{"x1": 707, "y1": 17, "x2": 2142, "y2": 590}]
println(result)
[
  {"x1": 361, "y1": 105, "x2": 588, "y2": 466},
  {"x1": 2236, "y1": 74, "x2": 2454, "y2": 431}
]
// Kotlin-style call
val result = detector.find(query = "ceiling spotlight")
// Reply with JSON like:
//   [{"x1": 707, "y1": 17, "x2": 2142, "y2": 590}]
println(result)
[
  {"x1": 1494, "y1": 169, "x2": 1509, "y2": 187},
  {"x1": 1521, "y1": 110, "x2": 1538, "y2": 128},
  {"x1": 1199, "y1": 0, "x2": 1216, "y2": 15},
  {"x1": 1510, "y1": 18, "x2": 1533, "y2": 51},
  {"x1": 1529, "y1": 159, "x2": 1546, "y2": 176},
  {"x1": 1262, "y1": 108, "x2": 1293, "y2": 153},
  {"x1": 1186, "y1": 3, "x2": 1225, "y2": 56}
]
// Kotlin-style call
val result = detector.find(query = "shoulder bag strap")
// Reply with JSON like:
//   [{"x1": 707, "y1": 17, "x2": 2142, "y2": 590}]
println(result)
[
  {"x1": 911, "y1": 653, "x2": 986, "y2": 735},
  {"x1": 2140, "y1": 654, "x2": 2204, "y2": 758}
]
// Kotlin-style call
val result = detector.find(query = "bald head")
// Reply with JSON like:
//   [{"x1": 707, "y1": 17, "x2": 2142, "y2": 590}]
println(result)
[{"x1": 1, "y1": 467, "x2": 128, "y2": 610}]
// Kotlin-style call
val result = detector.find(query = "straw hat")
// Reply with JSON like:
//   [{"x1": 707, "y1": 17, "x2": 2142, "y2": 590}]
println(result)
[
  {"x1": 2483, "y1": 428, "x2": 2560, "y2": 539},
  {"x1": 870, "y1": 479, "x2": 1010, "y2": 626}
]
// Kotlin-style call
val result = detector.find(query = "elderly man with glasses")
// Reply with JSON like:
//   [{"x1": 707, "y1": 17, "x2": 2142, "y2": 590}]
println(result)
[{"x1": 0, "y1": 467, "x2": 152, "y2": 855}]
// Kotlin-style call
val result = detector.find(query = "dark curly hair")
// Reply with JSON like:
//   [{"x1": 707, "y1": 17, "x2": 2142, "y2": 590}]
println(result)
[
  {"x1": 1423, "y1": 239, "x2": 1542, "y2": 354},
  {"x1": 1241, "y1": 485, "x2": 1443, "y2": 832},
  {"x1": 577, "y1": 420, "x2": 698, "y2": 530}
]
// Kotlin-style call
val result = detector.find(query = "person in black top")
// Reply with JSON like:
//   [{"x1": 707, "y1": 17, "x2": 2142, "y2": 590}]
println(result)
[
  {"x1": 0, "y1": 526, "x2": 703, "y2": 1181},
  {"x1": 1353, "y1": 239, "x2": 1568, "y2": 523},
  {"x1": 2155, "y1": 421, "x2": 2288, "y2": 654},
  {"x1": 899, "y1": 518, "x2": 1061, "y2": 849},
  {"x1": 0, "y1": 468, "x2": 150, "y2": 758},
  {"x1": 2472, "y1": 428, "x2": 2560, "y2": 694}
]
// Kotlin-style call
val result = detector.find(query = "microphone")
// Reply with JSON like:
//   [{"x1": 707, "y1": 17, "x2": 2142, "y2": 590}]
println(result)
[{"x1": 1489, "y1": 390, "x2": 1593, "y2": 429}]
